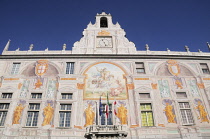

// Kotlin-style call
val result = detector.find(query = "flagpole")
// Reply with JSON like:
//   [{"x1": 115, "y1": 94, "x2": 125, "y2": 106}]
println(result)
[
  {"x1": 114, "y1": 93, "x2": 116, "y2": 125},
  {"x1": 106, "y1": 92, "x2": 109, "y2": 126},
  {"x1": 95, "y1": 101, "x2": 98, "y2": 125},
  {"x1": 106, "y1": 92, "x2": 108, "y2": 125},
  {"x1": 99, "y1": 96, "x2": 102, "y2": 125}
]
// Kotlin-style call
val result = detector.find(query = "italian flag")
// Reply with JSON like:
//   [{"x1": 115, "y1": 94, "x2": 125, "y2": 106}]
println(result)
[
  {"x1": 114, "y1": 101, "x2": 117, "y2": 116},
  {"x1": 106, "y1": 93, "x2": 110, "y2": 118}
]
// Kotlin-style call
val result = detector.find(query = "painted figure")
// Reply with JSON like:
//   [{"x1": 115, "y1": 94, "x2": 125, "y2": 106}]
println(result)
[
  {"x1": 13, "y1": 104, "x2": 25, "y2": 124},
  {"x1": 96, "y1": 67, "x2": 110, "y2": 81},
  {"x1": 42, "y1": 103, "x2": 54, "y2": 126},
  {"x1": 164, "y1": 103, "x2": 176, "y2": 123},
  {"x1": 175, "y1": 79, "x2": 183, "y2": 89},
  {"x1": 35, "y1": 78, "x2": 42, "y2": 89},
  {"x1": 195, "y1": 101, "x2": 209, "y2": 123},
  {"x1": 84, "y1": 104, "x2": 95, "y2": 127},
  {"x1": 117, "y1": 104, "x2": 127, "y2": 125},
  {"x1": 110, "y1": 80, "x2": 124, "y2": 96}
]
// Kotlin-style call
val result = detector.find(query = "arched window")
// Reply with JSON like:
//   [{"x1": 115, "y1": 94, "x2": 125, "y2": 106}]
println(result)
[{"x1": 100, "y1": 17, "x2": 108, "y2": 28}]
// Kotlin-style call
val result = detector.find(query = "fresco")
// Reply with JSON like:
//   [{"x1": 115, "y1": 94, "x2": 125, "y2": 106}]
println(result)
[
  {"x1": 20, "y1": 80, "x2": 30, "y2": 98},
  {"x1": 188, "y1": 80, "x2": 199, "y2": 97},
  {"x1": 84, "y1": 63, "x2": 127, "y2": 100},
  {"x1": 158, "y1": 80, "x2": 170, "y2": 98},
  {"x1": 46, "y1": 80, "x2": 57, "y2": 98}
]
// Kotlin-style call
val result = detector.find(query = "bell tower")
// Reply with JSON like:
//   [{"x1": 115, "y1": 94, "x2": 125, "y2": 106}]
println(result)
[
  {"x1": 72, "y1": 12, "x2": 137, "y2": 54},
  {"x1": 95, "y1": 12, "x2": 112, "y2": 28}
]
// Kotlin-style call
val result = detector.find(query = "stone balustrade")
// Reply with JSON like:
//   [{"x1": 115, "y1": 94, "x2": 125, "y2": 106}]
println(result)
[{"x1": 85, "y1": 125, "x2": 128, "y2": 138}]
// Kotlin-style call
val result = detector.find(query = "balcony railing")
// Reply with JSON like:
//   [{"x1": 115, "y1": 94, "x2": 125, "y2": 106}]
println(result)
[{"x1": 85, "y1": 125, "x2": 127, "y2": 138}]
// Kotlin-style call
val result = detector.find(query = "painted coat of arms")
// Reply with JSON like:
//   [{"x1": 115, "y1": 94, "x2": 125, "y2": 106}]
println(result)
[
  {"x1": 84, "y1": 63, "x2": 127, "y2": 100},
  {"x1": 167, "y1": 60, "x2": 180, "y2": 76},
  {"x1": 35, "y1": 60, "x2": 49, "y2": 76}
]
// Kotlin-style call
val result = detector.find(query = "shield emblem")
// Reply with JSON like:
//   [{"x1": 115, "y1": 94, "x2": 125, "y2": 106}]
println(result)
[
  {"x1": 167, "y1": 60, "x2": 180, "y2": 76},
  {"x1": 35, "y1": 60, "x2": 48, "y2": 76}
]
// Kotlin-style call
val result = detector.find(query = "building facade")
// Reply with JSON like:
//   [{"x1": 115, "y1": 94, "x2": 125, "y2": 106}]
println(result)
[{"x1": 0, "y1": 12, "x2": 210, "y2": 139}]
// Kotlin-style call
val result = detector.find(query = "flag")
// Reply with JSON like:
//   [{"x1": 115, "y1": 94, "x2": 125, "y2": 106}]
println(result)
[
  {"x1": 99, "y1": 96, "x2": 102, "y2": 116},
  {"x1": 114, "y1": 101, "x2": 117, "y2": 116},
  {"x1": 106, "y1": 93, "x2": 110, "y2": 118}
]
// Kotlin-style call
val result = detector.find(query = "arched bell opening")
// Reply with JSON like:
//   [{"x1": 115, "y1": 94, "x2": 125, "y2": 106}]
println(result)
[{"x1": 100, "y1": 17, "x2": 108, "y2": 28}]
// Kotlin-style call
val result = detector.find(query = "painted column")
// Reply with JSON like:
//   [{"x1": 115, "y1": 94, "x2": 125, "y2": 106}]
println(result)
[{"x1": 127, "y1": 83, "x2": 137, "y2": 126}]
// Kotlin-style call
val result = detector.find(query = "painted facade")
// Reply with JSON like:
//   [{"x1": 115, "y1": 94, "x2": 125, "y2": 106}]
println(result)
[{"x1": 0, "y1": 12, "x2": 210, "y2": 139}]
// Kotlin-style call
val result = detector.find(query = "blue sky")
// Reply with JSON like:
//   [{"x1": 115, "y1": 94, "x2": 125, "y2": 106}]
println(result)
[{"x1": 0, "y1": 0, "x2": 209, "y2": 52}]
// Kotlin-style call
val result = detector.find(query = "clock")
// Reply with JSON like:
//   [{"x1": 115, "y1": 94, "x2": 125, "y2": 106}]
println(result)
[{"x1": 97, "y1": 37, "x2": 112, "y2": 47}]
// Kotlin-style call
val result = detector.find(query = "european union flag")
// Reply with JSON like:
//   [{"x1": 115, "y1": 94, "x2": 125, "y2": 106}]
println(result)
[{"x1": 99, "y1": 96, "x2": 102, "y2": 116}]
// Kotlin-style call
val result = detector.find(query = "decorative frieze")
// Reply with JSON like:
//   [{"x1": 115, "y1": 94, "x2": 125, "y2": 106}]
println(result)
[
  {"x1": 134, "y1": 78, "x2": 149, "y2": 80},
  {"x1": 98, "y1": 30, "x2": 110, "y2": 36},
  {"x1": 61, "y1": 78, "x2": 76, "y2": 80},
  {"x1": 4, "y1": 78, "x2": 19, "y2": 81}
]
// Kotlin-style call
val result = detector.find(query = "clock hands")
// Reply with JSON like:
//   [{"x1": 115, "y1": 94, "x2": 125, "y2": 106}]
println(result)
[
  {"x1": 101, "y1": 39, "x2": 108, "y2": 46},
  {"x1": 99, "y1": 38, "x2": 110, "y2": 47}
]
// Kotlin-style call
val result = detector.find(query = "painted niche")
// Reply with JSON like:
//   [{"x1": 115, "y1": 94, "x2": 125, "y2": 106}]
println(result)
[{"x1": 84, "y1": 63, "x2": 127, "y2": 100}]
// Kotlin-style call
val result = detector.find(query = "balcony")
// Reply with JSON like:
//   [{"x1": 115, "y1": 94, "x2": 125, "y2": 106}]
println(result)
[{"x1": 85, "y1": 125, "x2": 128, "y2": 138}]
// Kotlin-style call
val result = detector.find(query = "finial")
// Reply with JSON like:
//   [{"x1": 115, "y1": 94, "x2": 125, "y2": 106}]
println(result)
[
  {"x1": 198, "y1": 49, "x2": 202, "y2": 53},
  {"x1": 167, "y1": 48, "x2": 170, "y2": 51},
  {"x1": 145, "y1": 44, "x2": 149, "y2": 51},
  {"x1": 185, "y1": 45, "x2": 189, "y2": 52},
  {"x1": 207, "y1": 42, "x2": 210, "y2": 51},
  {"x1": 16, "y1": 48, "x2": 20, "y2": 51},
  {"x1": 63, "y1": 43, "x2": 66, "y2": 50},
  {"x1": 29, "y1": 44, "x2": 33, "y2": 51},
  {"x1": 3, "y1": 39, "x2": 11, "y2": 51},
  {"x1": 45, "y1": 48, "x2": 48, "y2": 51}
]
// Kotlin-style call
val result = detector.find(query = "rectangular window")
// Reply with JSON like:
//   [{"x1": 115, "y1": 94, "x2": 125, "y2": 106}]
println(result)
[
  {"x1": 61, "y1": 93, "x2": 73, "y2": 99},
  {"x1": 11, "y1": 63, "x2": 20, "y2": 75},
  {"x1": 0, "y1": 104, "x2": 10, "y2": 110},
  {"x1": 200, "y1": 63, "x2": 210, "y2": 74},
  {"x1": 31, "y1": 93, "x2": 42, "y2": 99},
  {"x1": 26, "y1": 103, "x2": 40, "y2": 127},
  {"x1": 176, "y1": 92, "x2": 187, "y2": 99},
  {"x1": 66, "y1": 62, "x2": 74, "y2": 74},
  {"x1": 140, "y1": 103, "x2": 154, "y2": 126},
  {"x1": 101, "y1": 104, "x2": 112, "y2": 125},
  {"x1": 179, "y1": 102, "x2": 194, "y2": 125},
  {"x1": 136, "y1": 62, "x2": 145, "y2": 74},
  {"x1": 59, "y1": 104, "x2": 72, "y2": 127},
  {"x1": 0, "y1": 103, "x2": 10, "y2": 126},
  {"x1": 1, "y1": 93, "x2": 12, "y2": 99},
  {"x1": 139, "y1": 93, "x2": 150, "y2": 99}
]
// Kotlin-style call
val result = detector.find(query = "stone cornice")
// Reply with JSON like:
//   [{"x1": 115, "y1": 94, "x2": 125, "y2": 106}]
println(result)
[{"x1": 1, "y1": 53, "x2": 210, "y2": 60}]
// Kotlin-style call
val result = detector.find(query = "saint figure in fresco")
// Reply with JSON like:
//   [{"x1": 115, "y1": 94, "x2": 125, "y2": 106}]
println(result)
[
  {"x1": 95, "y1": 67, "x2": 110, "y2": 81},
  {"x1": 42, "y1": 103, "x2": 54, "y2": 126},
  {"x1": 164, "y1": 103, "x2": 176, "y2": 123},
  {"x1": 117, "y1": 104, "x2": 127, "y2": 125},
  {"x1": 84, "y1": 104, "x2": 95, "y2": 127},
  {"x1": 195, "y1": 101, "x2": 209, "y2": 123},
  {"x1": 13, "y1": 104, "x2": 26, "y2": 124}
]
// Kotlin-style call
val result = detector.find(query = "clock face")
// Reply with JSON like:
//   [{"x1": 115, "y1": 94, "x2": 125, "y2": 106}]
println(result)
[{"x1": 97, "y1": 37, "x2": 112, "y2": 47}]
